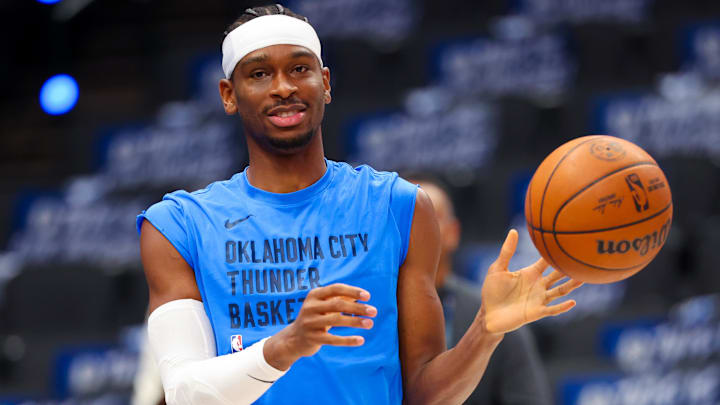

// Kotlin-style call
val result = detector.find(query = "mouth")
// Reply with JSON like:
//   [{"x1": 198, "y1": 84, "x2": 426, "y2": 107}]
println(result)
[{"x1": 267, "y1": 104, "x2": 307, "y2": 128}]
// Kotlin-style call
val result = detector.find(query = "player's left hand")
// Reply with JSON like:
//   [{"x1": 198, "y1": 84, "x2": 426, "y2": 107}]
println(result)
[{"x1": 479, "y1": 229, "x2": 583, "y2": 334}]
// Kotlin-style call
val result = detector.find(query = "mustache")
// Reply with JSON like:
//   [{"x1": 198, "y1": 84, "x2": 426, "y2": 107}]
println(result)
[{"x1": 263, "y1": 98, "x2": 308, "y2": 114}]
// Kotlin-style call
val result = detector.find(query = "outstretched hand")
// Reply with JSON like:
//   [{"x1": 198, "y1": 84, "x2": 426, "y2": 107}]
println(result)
[{"x1": 480, "y1": 229, "x2": 583, "y2": 334}]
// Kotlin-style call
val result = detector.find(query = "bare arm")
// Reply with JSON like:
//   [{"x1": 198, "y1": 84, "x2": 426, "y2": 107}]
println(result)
[
  {"x1": 398, "y1": 190, "x2": 503, "y2": 405},
  {"x1": 140, "y1": 219, "x2": 202, "y2": 313},
  {"x1": 399, "y1": 193, "x2": 583, "y2": 405}
]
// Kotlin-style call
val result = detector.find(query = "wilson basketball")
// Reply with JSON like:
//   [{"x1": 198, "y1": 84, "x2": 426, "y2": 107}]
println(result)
[{"x1": 525, "y1": 135, "x2": 673, "y2": 284}]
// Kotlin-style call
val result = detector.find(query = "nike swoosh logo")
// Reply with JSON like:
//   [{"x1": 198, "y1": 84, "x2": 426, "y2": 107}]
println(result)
[{"x1": 225, "y1": 215, "x2": 253, "y2": 229}]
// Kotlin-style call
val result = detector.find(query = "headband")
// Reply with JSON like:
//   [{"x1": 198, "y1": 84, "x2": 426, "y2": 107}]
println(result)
[{"x1": 221, "y1": 14, "x2": 323, "y2": 79}]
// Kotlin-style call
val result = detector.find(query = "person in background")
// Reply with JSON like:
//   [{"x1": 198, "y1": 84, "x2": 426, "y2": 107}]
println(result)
[{"x1": 412, "y1": 177, "x2": 553, "y2": 405}]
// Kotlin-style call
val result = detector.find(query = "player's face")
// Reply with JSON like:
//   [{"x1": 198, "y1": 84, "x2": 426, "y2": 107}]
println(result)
[{"x1": 221, "y1": 44, "x2": 331, "y2": 153}]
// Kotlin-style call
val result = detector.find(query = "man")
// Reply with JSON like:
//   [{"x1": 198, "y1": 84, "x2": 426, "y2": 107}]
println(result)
[
  {"x1": 137, "y1": 5, "x2": 582, "y2": 405},
  {"x1": 413, "y1": 178, "x2": 553, "y2": 405}
]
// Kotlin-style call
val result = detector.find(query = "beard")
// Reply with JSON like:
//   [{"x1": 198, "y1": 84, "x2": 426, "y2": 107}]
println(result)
[
  {"x1": 240, "y1": 95, "x2": 325, "y2": 154},
  {"x1": 265, "y1": 127, "x2": 317, "y2": 151}
]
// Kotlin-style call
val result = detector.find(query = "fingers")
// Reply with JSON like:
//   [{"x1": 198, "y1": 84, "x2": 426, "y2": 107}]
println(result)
[
  {"x1": 546, "y1": 279, "x2": 583, "y2": 302},
  {"x1": 542, "y1": 270, "x2": 566, "y2": 287},
  {"x1": 309, "y1": 297, "x2": 377, "y2": 317},
  {"x1": 526, "y1": 257, "x2": 550, "y2": 276},
  {"x1": 313, "y1": 333, "x2": 365, "y2": 347},
  {"x1": 298, "y1": 283, "x2": 377, "y2": 333},
  {"x1": 490, "y1": 229, "x2": 519, "y2": 273},
  {"x1": 309, "y1": 283, "x2": 370, "y2": 301},
  {"x1": 543, "y1": 299, "x2": 576, "y2": 317},
  {"x1": 310, "y1": 313, "x2": 374, "y2": 330},
  {"x1": 287, "y1": 284, "x2": 375, "y2": 356}
]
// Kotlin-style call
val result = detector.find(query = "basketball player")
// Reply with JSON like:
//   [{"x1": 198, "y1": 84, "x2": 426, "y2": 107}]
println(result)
[
  {"x1": 412, "y1": 177, "x2": 552, "y2": 405},
  {"x1": 137, "y1": 5, "x2": 583, "y2": 404}
]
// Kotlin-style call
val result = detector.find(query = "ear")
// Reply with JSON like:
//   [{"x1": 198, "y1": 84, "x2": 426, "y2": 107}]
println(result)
[
  {"x1": 322, "y1": 66, "x2": 332, "y2": 104},
  {"x1": 218, "y1": 78, "x2": 238, "y2": 115}
]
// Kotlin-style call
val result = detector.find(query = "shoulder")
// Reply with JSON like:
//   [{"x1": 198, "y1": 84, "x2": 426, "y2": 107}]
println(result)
[
  {"x1": 156, "y1": 173, "x2": 243, "y2": 210},
  {"x1": 335, "y1": 161, "x2": 419, "y2": 198},
  {"x1": 332, "y1": 160, "x2": 399, "y2": 184},
  {"x1": 328, "y1": 160, "x2": 419, "y2": 204},
  {"x1": 138, "y1": 173, "x2": 242, "y2": 234},
  {"x1": 179, "y1": 173, "x2": 244, "y2": 202}
]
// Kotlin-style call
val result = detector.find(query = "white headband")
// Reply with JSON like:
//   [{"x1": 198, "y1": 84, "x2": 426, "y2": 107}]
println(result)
[{"x1": 221, "y1": 14, "x2": 323, "y2": 79}]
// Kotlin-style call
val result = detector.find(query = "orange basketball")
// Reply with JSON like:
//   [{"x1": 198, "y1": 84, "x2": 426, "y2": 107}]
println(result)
[{"x1": 525, "y1": 135, "x2": 673, "y2": 284}]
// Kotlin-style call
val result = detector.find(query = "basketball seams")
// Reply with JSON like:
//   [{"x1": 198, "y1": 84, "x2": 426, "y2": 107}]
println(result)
[
  {"x1": 550, "y1": 161, "x2": 668, "y2": 273},
  {"x1": 552, "y1": 240, "x2": 662, "y2": 272},
  {"x1": 538, "y1": 136, "x2": 601, "y2": 274},
  {"x1": 529, "y1": 202, "x2": 671, "y2": 235},
  {"x1": 551, "y1": 202, "x2": 672, "y2": 272},
  {"x1": 528, "y1": 135, "x2": 672, "y2": 281},
  {"x1": 526, "y1": 181, "x2": 557, "y2": 268},
  {"x1": 550, "y1": 161, "x2": 659, "y2": 235}
]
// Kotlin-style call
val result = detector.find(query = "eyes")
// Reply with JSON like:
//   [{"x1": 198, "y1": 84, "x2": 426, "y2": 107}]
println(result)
[
  {"x1": 249, "y1": 65, "x2": 310, "y2": 80},
  {"x1": 250, "y1": 71, "x2": 268, "y2": 79}
]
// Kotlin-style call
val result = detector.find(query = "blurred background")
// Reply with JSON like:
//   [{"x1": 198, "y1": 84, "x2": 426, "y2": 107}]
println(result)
[{"x1": 1, "y1": 0, "x2": 719, "y2": 404}]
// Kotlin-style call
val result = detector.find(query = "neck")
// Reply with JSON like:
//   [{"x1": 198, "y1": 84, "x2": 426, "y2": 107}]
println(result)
[{"x1": 245, "y1": 128, "x2": 327, "y2": 193}]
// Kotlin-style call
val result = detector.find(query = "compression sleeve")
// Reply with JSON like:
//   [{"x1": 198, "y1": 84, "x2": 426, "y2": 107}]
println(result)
[{"x1": 147, "y1": 299, "x2": 287, "y2": 405}]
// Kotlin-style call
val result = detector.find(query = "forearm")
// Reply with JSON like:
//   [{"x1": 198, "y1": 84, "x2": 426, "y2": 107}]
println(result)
[
  {"x1": 148, "y1": 300, "x2": 287, "y2": 405},
  {"x1": 161, "y1": 341, "x2": 286, "y2": 405},
  {"x1": 404, "y1": 313, "x2": 504, "y2": 405}
]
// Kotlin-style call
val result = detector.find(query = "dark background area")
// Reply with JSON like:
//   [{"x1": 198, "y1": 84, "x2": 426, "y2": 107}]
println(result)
[{"x1": 0, "y1": 0, "x2": 719, "y2": 404}]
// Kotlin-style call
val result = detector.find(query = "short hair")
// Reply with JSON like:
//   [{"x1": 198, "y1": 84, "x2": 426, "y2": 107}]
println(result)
[{"x1": 223, "y1": 4, "x2": 310, "y2": 38}]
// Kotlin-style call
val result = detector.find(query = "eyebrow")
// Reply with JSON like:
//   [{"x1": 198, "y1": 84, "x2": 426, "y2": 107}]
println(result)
[
  {"x1": 240, "y1": 49, "x2": 317, "y2": 69},
  {"x1": 290, "y1": 50, "x2": 316, "y2": 60},
  {"x1": 240, "y1": 54, "x2": 269, "y2": 69}
]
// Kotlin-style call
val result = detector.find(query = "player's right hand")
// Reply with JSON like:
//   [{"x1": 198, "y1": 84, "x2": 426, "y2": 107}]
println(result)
[{"x1": 265, "y1": 283, "x2": 377, "y2": 369}]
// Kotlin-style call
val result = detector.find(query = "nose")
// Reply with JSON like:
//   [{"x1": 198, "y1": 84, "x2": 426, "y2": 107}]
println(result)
[{"x1": 270, "y1": 72, "x2": 298, "y2": 99}]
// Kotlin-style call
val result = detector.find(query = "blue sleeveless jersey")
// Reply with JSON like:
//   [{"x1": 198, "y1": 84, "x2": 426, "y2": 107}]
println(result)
[{"x1": 137, "y1": 160, "x2": 417, "y2": 405}]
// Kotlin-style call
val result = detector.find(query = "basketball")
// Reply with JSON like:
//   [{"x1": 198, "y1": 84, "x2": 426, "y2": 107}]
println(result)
[{"x1": 524, "y1": 135, "x2": 673, "y2": 284}]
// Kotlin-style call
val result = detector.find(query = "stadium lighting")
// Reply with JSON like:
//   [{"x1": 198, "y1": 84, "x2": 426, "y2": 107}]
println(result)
[{"x1": 39, "y1": 74, "x2": 79, "y2": 115}]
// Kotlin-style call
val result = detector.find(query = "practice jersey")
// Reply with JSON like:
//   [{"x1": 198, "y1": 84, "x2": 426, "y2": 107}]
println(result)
[{"x1": 137, "y1": 159, "x2": 418, "y2": 405}]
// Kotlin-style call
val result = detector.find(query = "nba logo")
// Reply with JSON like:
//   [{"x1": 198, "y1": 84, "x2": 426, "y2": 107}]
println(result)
[
  {"x1": 625, "y1": 173, "x2": 649, "y2": 212},
  {"x1": 230, "y1": 335, "x2": 243, "y2": 353}
]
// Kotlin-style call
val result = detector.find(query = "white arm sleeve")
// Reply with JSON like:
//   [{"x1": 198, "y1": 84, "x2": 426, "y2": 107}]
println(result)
[{"x1": 147, "y1": 299, "x2": 287, "y2": 405}]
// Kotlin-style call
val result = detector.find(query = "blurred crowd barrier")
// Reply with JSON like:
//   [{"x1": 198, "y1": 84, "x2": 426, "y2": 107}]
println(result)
[
  {"x1": 596, "y1": 74, "x2": 720, "y2": 160},
  {"x1": 0, "y1": 60, "x2": 238, "y2": 290},
  {"x1": 350, "y1": 102, "x2": 496, "y2": 172},
  {"x1": 594, "y1": 21, "x2": 720, "y2": 162},
  {"x1": 286, "y1": 0, "x2": 416, "y2": 46},
  {"x1": 1, "y1": 326, "x2": 142, "y2": 405},
  {"x1": 434, "y1": 30, "x2": 575, "y2": 102},
  {"x1": 562, "y1": 294, "x2": 720, "y2": 405},
  {"x1": 516, "y1": 0, "x2": 652, "y2": 23}
]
